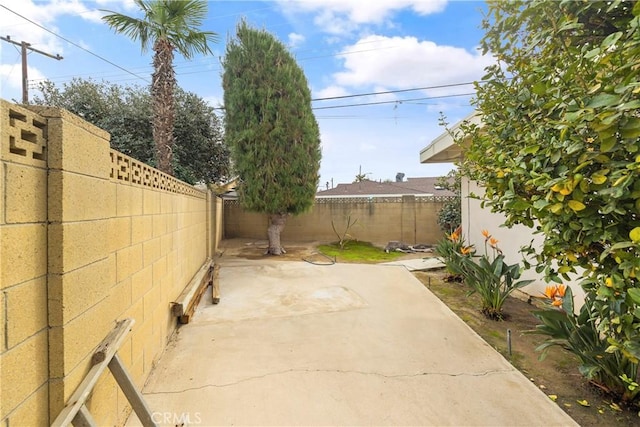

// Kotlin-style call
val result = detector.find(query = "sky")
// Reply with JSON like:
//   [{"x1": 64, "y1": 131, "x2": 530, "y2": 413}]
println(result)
[{"x1": 0, "y1": 0, "x2": 491, "y2": 188}]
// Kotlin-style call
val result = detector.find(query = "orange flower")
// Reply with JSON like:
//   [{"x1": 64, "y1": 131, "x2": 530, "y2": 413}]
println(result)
[
  {"x1": 449, "y1": 231, "x2": 460, "y2": 241},
  {"x1": 460, "y1": 246, "x2": 474, "y2": 255},
  {"x1": 556, "y1": 284, "x2": 566, "y2": 297},
  {"x1": 543, "y1": 285, "x2": 557, "y2": 300},
  {"x1": 481, "y1": 229, "x2": 491, "y2": 238},
  {"x1": 552, "y1": 299, "x2": 563, "y2": 307},
  {"x1": 489, "y1": 237, "x2": 499, "y2": 247}
]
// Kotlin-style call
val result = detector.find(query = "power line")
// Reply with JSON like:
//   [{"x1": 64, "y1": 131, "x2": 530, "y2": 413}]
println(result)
[
  {"x1": 1, "y1": 35, "x2": 63, "y2": 103},
  {"x1": 312, "y1": 92, "x2": 475, "y2": 110},
  {"x1": 25, "y1": 36, "x2": 429, "y2": 89},
  {"x1": 312, "y1": 81, "x2": 476, "y2": 102},
  {"x1": 0, "y1": 4, "x2": 150, "y2": 84}
]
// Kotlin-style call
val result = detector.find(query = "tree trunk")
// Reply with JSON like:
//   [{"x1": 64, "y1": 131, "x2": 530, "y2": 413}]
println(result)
[
  {"x1": 266, "y1": 213, "x2": 288, "y2": 255},
  {"x1": 152, "y1": 39, "x2": 176, "y2": 176}
]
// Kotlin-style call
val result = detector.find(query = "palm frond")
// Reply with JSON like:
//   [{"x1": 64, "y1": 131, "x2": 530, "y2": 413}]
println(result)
[
  {"x1": 102, "y1": 0, "x2": 217, "y2": 59},
  {"x1": 101, "y1": 11, "x2": 153, "y2": 52}
]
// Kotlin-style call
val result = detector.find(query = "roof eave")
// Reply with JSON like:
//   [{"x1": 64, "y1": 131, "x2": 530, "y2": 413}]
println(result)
[{"x1": 420, "y1": 111, "x2": 482, "y2": 164}]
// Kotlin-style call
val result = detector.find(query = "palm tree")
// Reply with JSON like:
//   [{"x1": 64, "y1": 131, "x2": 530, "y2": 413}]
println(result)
[{"x1": 101, "y1": 0, "x2": 217, "y2": 175}]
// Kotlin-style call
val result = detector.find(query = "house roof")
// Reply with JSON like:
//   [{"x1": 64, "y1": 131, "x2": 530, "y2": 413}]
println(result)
[
  {"x1": 420, "y1": 111, "x2": 482, "y2": 164},
  {"x1": 316, "y1": 177, "x2": 455, "y2": 197}
]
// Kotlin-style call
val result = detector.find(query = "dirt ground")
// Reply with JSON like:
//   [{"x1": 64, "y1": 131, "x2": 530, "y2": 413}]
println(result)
[
  {"x1": 216, "y1": 238, "x2": 429, "y2": 262},
  {"x1": 216, "y1": 239, "x2": 639, "y2": 426},
  {"x1": 414, "y1": 269, "x2": 639, "y2": 427}
]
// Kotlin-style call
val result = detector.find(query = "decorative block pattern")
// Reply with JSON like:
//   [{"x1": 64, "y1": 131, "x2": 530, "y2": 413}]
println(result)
[
  {"x1": 314, "y1": 195, "x2": 458, "y2": 204},
  {"x1": 109, "y1": 150, "x2": 205, "y2": 199},
  {"x1": 227, "y1": 195, "x2": 458, "y2": 205},
  {"x1": 2, "y1": 106, "x2": 47, "y2": 167}
]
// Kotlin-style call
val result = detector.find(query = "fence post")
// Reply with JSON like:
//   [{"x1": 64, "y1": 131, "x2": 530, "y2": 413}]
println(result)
[{"x1": 401, "y1": 195, "x2": 416, "y2": 244}]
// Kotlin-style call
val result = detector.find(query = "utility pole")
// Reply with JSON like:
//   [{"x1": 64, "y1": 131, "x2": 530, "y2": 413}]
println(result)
[{"x1": 0, "y1": 35, "x2": 63, "y2": 104}]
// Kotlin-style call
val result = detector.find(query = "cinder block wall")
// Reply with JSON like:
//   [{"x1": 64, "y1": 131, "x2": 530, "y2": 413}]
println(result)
[
  {"x1": 223, "y1": 196, "x2": 451, "y2": 246},
  {"x1": 0, "y1": 101, "x2": 50, "y2": 425},
  {"x1": 0, "y1": 100, "x2": 214, "y2": 425}
]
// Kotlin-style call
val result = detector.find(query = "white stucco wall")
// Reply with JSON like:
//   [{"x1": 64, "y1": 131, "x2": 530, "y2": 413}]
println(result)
[{"x1": 462, "y1": 179, "x2": 585, "y2": 306}]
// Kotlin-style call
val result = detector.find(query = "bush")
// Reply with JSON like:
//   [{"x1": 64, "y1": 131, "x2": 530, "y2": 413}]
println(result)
[
  {"x1": 434, "y1": 227, "x2": 468, "y2": 278},
  {"x1": 532, "y1": 285, "x2": 639, "y2": 404},
  {"x1": 449, "y1": 230, "x2": 532, "y2": 320},
  {"x1": 435, "y1": 170, "x2": 461, "y2": 233}
]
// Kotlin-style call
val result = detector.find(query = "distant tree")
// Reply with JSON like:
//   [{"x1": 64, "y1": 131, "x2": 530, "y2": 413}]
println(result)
[
  {"x1": 353, "y1": 173, "x2": 368, "y2": 183},
  {"x1": 32, "y1": 78, "x2": 230, "y2": 184},
  {"x1": 436, "y1": 170, "x2": 461, "y2": 233},
  {"x1": 222, "y1": 20, "x2": 321, "y2": 255},
  {"x1": 173, "y1": 90, "x2": 230, "y2": 184},
  {"x1": 354, "y1": 166, "x2": 369, "y2": 183},
  {"x1": 101, "y1": 0, "x2": 218, "y2": 175}
]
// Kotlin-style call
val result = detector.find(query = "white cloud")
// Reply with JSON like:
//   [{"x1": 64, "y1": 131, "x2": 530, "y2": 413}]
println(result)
[
  {"x1": 277, "y1": 0, "x2": 448, "y2": 36},
  {"x1": 279, "y1": 0, "x2": 447, "y2": 26},
  {"x1": 96, "y1": 0, "x2": 138, "y2": 11},
  {"x1": 330, "y1": 35, "x2": 493, "y2": 92},
  {"x1": 287, "y1": 32, "x2": 305, "y2": 49},
  {"x1": 0, "y1": 0, "x2": 135, "y2": 54},
  {"x1": 314, "y1": 84, "x2": 350, "y2": 99},
  {"x1": 0, "y1": 62, "x2": 46, "y2": 100},
  {"x1": 202, "y1": 94, "x2": 224, "y2": 110}
]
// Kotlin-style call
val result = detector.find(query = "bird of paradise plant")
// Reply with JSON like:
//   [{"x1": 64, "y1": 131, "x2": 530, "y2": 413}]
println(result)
[
  {"x1": 434, "y1": 226, "x2": 471, "y2": 280},
  {"x1": 531, "y1": 283, "x2": 640, "y2": 403},
  {"x1": 450, "y1": 230, "x2": 532, "y2": 320}
]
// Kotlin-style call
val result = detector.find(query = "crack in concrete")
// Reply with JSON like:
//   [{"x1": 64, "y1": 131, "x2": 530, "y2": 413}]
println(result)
[{"x1": 144, "y1": 367, "x2": 514, "y2": 395}]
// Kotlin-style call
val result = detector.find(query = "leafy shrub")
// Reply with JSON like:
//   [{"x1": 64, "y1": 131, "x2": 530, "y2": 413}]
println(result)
[
  {"x1": 437, "y1": 201, "x2": 461, "y2": 234},
  {"x1": 434, "y1": 227, "x2": 468, "y2": 278},
  {"x1": 450, "y1": 230, "x2": 532, "y2": 320},
  {"x1": 436, "y1": 170, "x2": 461, "y2": 233},
  {"x1": 532, "y1": 285, "x2": 639, "y2": 404}
]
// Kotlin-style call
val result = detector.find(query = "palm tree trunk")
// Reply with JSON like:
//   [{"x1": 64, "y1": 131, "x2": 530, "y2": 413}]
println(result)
[
  {"x1": 152, "y1": 39, "x2": 176, "y2": 175},
  {"x1": 266, "y1": 213, "x2": 288, "y2": 255}
]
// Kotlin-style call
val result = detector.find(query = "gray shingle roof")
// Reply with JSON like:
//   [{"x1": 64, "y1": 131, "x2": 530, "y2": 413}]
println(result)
[{"x1": 317, "y1": 177, "x2": 455, "y2": 197}]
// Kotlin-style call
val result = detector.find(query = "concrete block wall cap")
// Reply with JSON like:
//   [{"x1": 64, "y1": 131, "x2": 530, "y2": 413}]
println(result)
[{"x1": 26, "y1": 105, "x2": 111, "y2": 139}]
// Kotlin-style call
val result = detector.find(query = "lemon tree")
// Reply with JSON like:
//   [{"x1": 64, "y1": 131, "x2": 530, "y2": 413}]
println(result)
[{"x1": 460, "y1": 0, "x2": 640, "y2": 402}]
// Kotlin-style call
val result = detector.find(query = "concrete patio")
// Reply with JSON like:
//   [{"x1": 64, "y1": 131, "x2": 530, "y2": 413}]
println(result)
[{"x1": 127, "y1": 256, "x2": 578, "y2": 426}]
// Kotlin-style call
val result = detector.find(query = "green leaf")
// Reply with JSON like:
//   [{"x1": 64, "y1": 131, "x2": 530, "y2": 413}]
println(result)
[
  {"x1": 509, "y1": 199, "x2": 531, "y2": 210},
  {"x1": 532, "y1": 82, "x2": 546, "y2": 95},
  {"x1": 601, "y1": 31, "x2": 622, "y2": 49},
  {"x1": 617, "y1": 100, "x2": 640, "y2": 111},
  {"x1": 584, "y1": 47, "x2": 601, "y2": 60},
  {"x1": 620, "y1": 118, "x2": 640, "y2": 138},
  {"x1": 564, "y1": 110, "x2": 584, "y2": 122},
  {"x1": 533, "y1": 199, "x2": 550, "y2": 210},
  {"x1": 600, "y1": 136, "x2": 617, "y2": 153},
  {"x1": 549, "y1": 203, "x2": 564, "y2": 214},
  {"x1": 562, "y1": 286, "x2": 574, "y2": 314},
  {"x1": 630, "y1": 227, "x2": 640, "y2": 243},
  {"x1": 586, "y1": 93, "x2": 620, "y2": 109},
  {"x1": 630, "y1": 289, "x2": 640, "y2": 305},
  {"x1": 568, "y1": 200, "x2": 586, "y2": 212},
  {"x1": 523, "y1": 144, "x2": 540, "y2": 154},
  {"x1": 592, "y1": 173, "x2": 607, "y2": 184}
]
